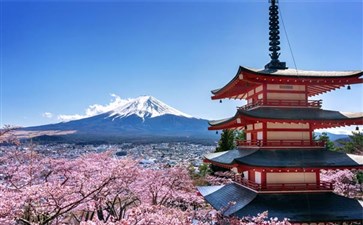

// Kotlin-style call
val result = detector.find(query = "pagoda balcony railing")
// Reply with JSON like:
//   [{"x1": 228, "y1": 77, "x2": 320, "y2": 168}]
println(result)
[
  {"x1": 239, "y1": 99, "x2": 322, "y2": 110},
  {"x1": 236, "y1": 139, "x2": 325, "y2": 147},
  {"x1": 234, "y1": 176, "x2": 333, "y2": 192}
]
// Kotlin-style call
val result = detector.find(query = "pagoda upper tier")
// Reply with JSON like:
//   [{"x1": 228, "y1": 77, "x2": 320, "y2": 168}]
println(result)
[{"x1": 212, "y1": 66, "x2": 363, "y2": 100}]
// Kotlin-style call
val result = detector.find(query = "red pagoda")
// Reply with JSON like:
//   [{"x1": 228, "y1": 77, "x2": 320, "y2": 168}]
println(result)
[{"x1": 198, "y1": 0, "x2": 363, "y2": 223}]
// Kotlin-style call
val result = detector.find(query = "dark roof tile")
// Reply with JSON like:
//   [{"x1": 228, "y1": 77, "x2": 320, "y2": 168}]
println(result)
[{"x1": 199, "y1": 183, "x2": 363, "y2": 222}]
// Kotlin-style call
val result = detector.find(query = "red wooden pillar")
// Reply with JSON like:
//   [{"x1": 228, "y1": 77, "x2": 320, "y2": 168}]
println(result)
[
  {"x1": 262, "y1": 83, "x2": 267, "y2": 105},
  {"x1": 263, "y1": 122, "x2": 267, "y2": 145},
  {"x1": 249, "y1": 170, "x2": 255, "y2": 182},
  {"x1": 261, "y1": 170, "x2": 267, "y2": 189},
  {"x1": 309, "y1": 126, "x2": 313, "y2": 145},
  {"x1": 316, "y1": 169, "x2": 320, "y2": 184}
]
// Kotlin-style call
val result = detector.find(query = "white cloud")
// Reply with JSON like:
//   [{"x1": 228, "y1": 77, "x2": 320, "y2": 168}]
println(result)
[
  {"x1": 57, "y1": 94, "x2": 129, "y2": 122},
  {"x1": 57, "y1": 114, "x2": 84, "y2": 122},
  {"x1": 42, "y1": 112, "x2": 53, "y2": 119},
  {"x1": 84, "y1": 94, "x2": 129, "y2": 117}
]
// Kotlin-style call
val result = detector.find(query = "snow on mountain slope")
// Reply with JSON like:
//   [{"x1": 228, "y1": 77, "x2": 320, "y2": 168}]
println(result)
[{"x1": 109, "y1": 96, "x2": 192, "y2": 120}]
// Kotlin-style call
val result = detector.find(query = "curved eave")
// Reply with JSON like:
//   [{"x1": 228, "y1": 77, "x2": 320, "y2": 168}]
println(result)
[
  {"x1": 205, "y1": 149, "x2": 363, "y2": 169},
  {"x1": 208, "y1": 115, "x2": 240, "y2": 130},
  {"x1": 243, "y1": 66, "x2": 363, "y2": 78},
  {"x1": 235, "y1": 150, "x2": 363, "y2": 169},
  {"x1": 204, "y1": 149, "x2": 257, "y2": 165},
  {"x1": 208, "y1": 108, "x2": 363, "y2": 130},
  {"x1": 211, "y1": 66, "x2": 363, "y2": 99},
  {"x1": 211, "y1": 67, "x2": 261, "y2": 100}
]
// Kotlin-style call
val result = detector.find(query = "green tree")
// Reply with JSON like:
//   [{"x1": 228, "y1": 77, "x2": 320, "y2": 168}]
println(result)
[
  {"x1": 215, "y1": 129, "x2": 235, "y2": 152},
  {"x1": 317, "y1": 132, "x2": 335, "y2": 151},
  {"x1": 312, "y1": 132, "x2": 317, "y2": 141},
  {"x1": 337, "y1": 131, "x2": 363, "y2": 154},
  {"x1": 198, "y1": 163, "x2": 212, "y2": 177},
  {"x1": 188, "y1": 163, "x2": 212, "y2": 186},
  {"x1": 211, "y1": 130, "x2": 245, "y2": 172},
  {"x1": 234, "y1": 130, "x2": 246, "y2": 141},
  {"x1": 356, "y1": 171, "x2": 363, "y2": 184}
]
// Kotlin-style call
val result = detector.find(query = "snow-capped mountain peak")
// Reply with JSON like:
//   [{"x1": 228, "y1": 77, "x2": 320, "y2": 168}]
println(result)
[{"x1": 109, "y1": 95, "x2": 192, "y2": 120}]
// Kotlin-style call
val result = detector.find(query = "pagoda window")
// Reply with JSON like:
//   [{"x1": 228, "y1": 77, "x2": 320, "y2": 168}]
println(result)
[
  {"x1": 248, "y1": 89, "x2": 255, "y2": 97},
  {"x1": 255, "y1": 85, "x2": 263, "y2": 93},
  {"x1": 243, "y1": 171, "x2": 248, "y2": 179},
  {"x1": 255, "y1": 171, "x2": 262, "y2": 184},
  {"x1": 246, "y1": 132, "x2": 251, "y2": 141},
  {"x1": 246, "y1": 124, "x2": 253, "y2": 130},
  {"x1": 257, "y1": 131, "x2": 263, "y2": 140},
  {"x1": 266, "y1": 172, "x2": 316, "y2": 184},
  {"x1": 254, "y1": 122, "x2": 263, "y2": 130}
]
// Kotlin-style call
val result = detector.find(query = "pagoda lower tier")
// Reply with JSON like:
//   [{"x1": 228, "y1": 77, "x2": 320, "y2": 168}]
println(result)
[
  {"x1": 204, "y1": 148, "x2": 362, "y2": 191},
  {"x1": 197, "y1": 183, "x2": 363, "y2": 223},
  {"x1": 201, "y1": 148, "x2": 363, "y2": 222}
]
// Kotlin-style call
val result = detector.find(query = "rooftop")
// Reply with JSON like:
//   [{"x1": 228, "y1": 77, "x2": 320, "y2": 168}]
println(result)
[
  {"x1": 211, "y1": 66, "x2": 363, "y2": 99},
  {"x1": 205, "y1": 149, "x2": 363, "y2": 168},
  {"x1": 198, "y1": 183, "x2": 363, "y2": 222}
]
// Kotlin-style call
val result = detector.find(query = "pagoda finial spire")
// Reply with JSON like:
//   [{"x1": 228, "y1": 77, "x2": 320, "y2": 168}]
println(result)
[{"x1": 265, "y1": 0, "x2": 287, "y2": 70}]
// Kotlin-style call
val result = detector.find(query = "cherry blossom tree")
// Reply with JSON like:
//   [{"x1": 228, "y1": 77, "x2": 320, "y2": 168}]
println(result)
[
  {"x1": 205, "y1": 171, "x2": 234, "y2": 185},
  {"x1": 0, "y1": 125, "x2": 20, "y2": 145},
  {"x1": 0, "y1": 148, "x2": 141, "y2": 224},
  {"x1": 320, "y1": 169, "x2": 362, "y2": 199},
  {"x1": 0, "y1": 129, "x2": 290, "y2": 224},
  {"x1": 133, "y1": 166, "x2": 204, "y2": 210}
]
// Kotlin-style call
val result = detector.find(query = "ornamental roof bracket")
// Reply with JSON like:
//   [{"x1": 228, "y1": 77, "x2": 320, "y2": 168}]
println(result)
[{"x1": 265, "y1": 0, "x2": 288, "y2": 70}]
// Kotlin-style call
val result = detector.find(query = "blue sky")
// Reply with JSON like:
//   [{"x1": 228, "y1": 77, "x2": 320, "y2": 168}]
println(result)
[{"x1": 1, "y1": 0, "x2": 362, "y2": 133}]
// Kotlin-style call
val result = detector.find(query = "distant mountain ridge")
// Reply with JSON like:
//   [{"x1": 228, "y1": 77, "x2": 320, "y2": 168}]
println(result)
[
  {"x1": 314, "y1": 132, "x2": 349, "y2": 141},
  {"x1": 23, "y1": 96, "x2": 216, "y2": 143}
]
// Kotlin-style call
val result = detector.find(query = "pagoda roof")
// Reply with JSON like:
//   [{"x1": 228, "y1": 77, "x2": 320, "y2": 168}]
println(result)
[
  {"x1": 209, "y1": 107, "x2": 363, "y2": 130},
  {"x1": 211, "y1": 66, "x2": 363, "y2": 99},
  {"x1": 244, "y1": 67, "x2": 362, "y2": 77},
  {"x1": 198, "y1": 183, "x2": 363, "y2": 222},
  {"x1": 205, "y1": 149, "x2": 363, "y2": 169}
]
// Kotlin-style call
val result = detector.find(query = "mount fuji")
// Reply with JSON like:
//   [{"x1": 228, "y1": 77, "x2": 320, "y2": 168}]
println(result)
[{"x1": 23, "y1": 96, "x2": 216, "y2": 143}]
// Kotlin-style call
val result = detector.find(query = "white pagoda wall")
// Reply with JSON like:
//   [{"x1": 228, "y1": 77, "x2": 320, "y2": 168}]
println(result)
[
  {"x1": 265, "y1": 84, "x2": 306, "y2": 101},
  {"x1": 266, "y1": 122, "x2": 310, "y2": 141},
  {"x1": 266, "y1": 172, "x2": 316, "y2": 184},
  {"x1": 267, "y1": 122, "x2": 309, "y2": 129},
  {"x1": 267, "y1": 131, "x2": 310, "y2": 140},
  {"x1": 266, "y1": 92, "x2": 305, "y2": 100}
]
